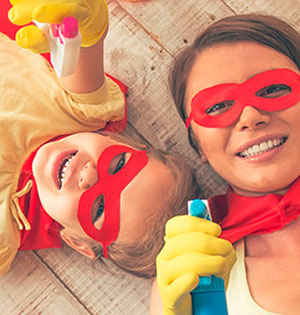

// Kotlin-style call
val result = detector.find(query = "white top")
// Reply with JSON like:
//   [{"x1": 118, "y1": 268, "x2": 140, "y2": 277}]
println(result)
[{"x1": 227, "y1": 239, "x2": 282, "y2": 315}]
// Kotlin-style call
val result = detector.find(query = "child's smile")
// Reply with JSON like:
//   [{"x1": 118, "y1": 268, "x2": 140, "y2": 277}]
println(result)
[
  {"x1": 32, "y1": 132, "x2": 174, "y2": 246},
  {"x1": 54, "y1": 151, "x2": 78, "y2": 189}
]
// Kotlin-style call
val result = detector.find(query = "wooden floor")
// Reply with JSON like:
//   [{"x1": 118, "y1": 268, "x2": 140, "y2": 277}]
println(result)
[{"x1": 2, "y1": 0, "x2": 300, "y2": 314}]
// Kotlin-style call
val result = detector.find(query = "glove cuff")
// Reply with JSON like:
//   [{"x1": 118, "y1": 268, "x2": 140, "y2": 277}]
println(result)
[{"x1": 81, "y1": 0, "x2": 109, "y2": 47}]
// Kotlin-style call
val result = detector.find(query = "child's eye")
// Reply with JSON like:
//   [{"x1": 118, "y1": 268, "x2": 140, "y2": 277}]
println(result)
[
  {"x1": 113, "y1": 153, "x2": 126, "y2": 174},
  {"x1": 92, "y1": 195, "x2": 104, "y2": 225},
  {"x1": 109, "y1": 153, "x2": 130, "y2": 175},
  {"x1": 205, "y1": 100, "x2": 234, "y2": 116},
  {"x1": 256, "y1": 84, "x2": 291, "y2": 98}
]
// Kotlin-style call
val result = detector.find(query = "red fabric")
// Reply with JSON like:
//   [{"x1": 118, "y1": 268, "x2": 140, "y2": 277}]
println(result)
[
  {"x1": 18, "y1": 147, "x2": 62, "y2": 250},
  {"x1": 78, "y1": 146, "x2": 148, "y2": 257},
  {"x1": 187, "y1": 68, "x2": 300, "y2": 128},
  {"x1": 104, "y1": 74, "x2": 128, "y2": 133},
  {"x1": 211, "y1": 177, "x2": 300, "y2": 244},
  {"x1": 1, "y1": 0, "x2": 128, "y2": 133}
]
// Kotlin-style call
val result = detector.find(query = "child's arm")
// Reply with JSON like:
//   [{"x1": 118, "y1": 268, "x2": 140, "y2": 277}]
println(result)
[
  {"x1": 8, "y1": 0, "x2": 108, "y2": 93},
  {"x1": 152, "y1": 215, "x2": 236, "y2": 315},
  {"x1": 60, "y1": 34, "x2": 106, "y2": 93}
]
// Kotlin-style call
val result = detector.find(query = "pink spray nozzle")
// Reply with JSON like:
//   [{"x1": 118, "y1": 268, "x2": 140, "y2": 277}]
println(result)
[{"x1": 60, "y1": 17, "x2": 79, "y2": 38}]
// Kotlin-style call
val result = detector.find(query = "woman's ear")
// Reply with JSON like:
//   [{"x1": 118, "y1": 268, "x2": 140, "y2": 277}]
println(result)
[
  {"x1": 188, "y1": 129, "x2": 208, "y2": 164},
  {"x1": 60, "y1": 229, "x2": 96, "y2": 259},
  {"x1": 198, "y1": 149, "x2": 208, "y2": 164}
]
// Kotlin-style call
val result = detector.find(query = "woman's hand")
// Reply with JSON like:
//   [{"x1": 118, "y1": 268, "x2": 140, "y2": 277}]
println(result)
[{"x1": 156, "y1": 215, "x2": 236, "y2": 315}]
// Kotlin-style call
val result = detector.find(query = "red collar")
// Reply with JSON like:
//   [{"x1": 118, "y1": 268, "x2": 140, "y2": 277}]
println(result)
[
  {"x1": 18, "y1": 147, "x2": 62, "y2": 250},
  {"x1": 209, "y1": 177, "x2": 300, "y2": 243}
]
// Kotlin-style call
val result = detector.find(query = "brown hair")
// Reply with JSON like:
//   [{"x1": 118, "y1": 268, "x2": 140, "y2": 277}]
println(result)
[
  {"x1": 64, "y1": 132, "x2": 200, "y2": 278},
  {"x1": 170, "y1": 14, "x2": 300, "y2": 125}
]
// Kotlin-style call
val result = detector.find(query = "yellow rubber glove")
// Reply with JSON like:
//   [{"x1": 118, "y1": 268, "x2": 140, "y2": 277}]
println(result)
[
  {"x1": 156, "y1": 215, "x2": 237, "y2": 315},
  {"x1": 8, "y1": 0, "x2": 108, "y2": 52}
]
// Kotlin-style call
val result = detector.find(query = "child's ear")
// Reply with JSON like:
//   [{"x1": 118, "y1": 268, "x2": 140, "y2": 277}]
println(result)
[{"x1": 60, "y1": 229, "x2": 96, "y2": 259}]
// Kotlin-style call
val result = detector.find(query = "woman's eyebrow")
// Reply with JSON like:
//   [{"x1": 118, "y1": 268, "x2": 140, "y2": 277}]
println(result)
[{"x1": 247, "y1": 68, "x2": 278, "y2": 80}]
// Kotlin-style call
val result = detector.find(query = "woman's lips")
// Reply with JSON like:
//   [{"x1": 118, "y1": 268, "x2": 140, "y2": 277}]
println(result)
[
  {"x1": 236, "y1": 134, "x2": 287, "y2": 155},
  {"x1": 235, "y1": 136, "x2": 287, "y2": 163}
]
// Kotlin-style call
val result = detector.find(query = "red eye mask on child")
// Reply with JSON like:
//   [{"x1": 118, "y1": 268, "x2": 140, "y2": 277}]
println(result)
[
  {"x1": 186, "y1": 68, "x2": 300, "y2": 128},
  {"x1": 77, "y1": 145, "x2": 148, "y2": 258}
]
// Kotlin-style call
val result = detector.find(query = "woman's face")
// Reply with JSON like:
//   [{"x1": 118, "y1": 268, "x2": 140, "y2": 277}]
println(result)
[
  {"x1": 32, "y1": 132, "x2": 174, "y2": 244},
  {"x1": 185, "y1": 42, "x2": 300, "y2": 196}
]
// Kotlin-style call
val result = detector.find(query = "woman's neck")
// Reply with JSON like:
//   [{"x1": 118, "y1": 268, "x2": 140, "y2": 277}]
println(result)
[{"x1": 245, "y1": 216, "x2": 300, "y2": 257}]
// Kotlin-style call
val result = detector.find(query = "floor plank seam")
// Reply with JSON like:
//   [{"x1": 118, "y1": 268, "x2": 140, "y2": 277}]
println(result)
[
  {"x1": 113, "y1": 0, "x2": 175, "y2": 57},
  {"x1": 33, "y1": 251, "x2": 94, "y2": 315},
  {"x1": 221, "y1": 0, "x2": 237, "y2": 14}
]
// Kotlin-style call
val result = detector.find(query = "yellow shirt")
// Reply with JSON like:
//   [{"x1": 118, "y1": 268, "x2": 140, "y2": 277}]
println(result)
[{"x1": 0, "y1": 33, "x2": 125, "y2": 276}]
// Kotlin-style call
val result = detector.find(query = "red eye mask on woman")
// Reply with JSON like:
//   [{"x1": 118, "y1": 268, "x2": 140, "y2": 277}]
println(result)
[
  {"x1": 77, "y1": 145, "x2": 148, "y2": 258},
  {"x1": 186, "y1": 68, "x2": 300, "y2": 128}
]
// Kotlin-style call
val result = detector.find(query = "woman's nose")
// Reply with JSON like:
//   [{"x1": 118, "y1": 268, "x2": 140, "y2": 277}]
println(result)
[
  {"x1": 78, "y1": 161, "x2": 98, "y2": 189},
  {"x1": 235, "y1": 105, "x2": 271, "y2": 131}
]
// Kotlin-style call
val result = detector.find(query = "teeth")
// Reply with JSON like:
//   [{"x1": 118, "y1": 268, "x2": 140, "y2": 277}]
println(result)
[
  {"x1": 58, "y1": 153, "x2": 76, "y2": 188},
  {"x1": 239, "y1": 138, "x2": 285, "y2": 158}
]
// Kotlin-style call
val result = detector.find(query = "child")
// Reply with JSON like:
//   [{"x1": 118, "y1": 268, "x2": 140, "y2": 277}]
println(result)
[
  {"x1": 151, "y1": 14, "x2": 300, "y2": 314},
  {"x1": 0, "y1": 0, "x2": 200, "y2": 279}
]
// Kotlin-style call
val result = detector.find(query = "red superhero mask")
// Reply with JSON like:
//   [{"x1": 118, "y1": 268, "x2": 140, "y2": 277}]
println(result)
[
  {"x1": 77, "y1": 145, "x2": 148, "y2": 258},
  {"x1": 186, "y1": 68, "x2": 300, "y2": 128}
]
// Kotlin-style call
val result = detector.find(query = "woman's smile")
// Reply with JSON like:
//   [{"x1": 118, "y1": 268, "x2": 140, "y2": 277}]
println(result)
[
  {"x1": 186, "y1": 42, "x2": 300, "y2": 195},
  {"x1": 235, "y1": 135, "x2": 288, "y2": 161}
]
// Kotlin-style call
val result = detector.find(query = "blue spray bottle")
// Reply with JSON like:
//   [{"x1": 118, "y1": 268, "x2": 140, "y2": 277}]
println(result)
[{"x1": 188, "y1": 199, "x2": 228, "y2": 315}]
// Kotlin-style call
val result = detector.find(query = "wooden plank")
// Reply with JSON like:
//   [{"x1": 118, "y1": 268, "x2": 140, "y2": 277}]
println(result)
[
  {"x1": 223, "y1": 0, "x2": 300, "y2": 31},
  {"x1": 36, "y1": 245, "x2": 152, "y2": 315},
  {"x1": 114, "y1": 0, "x2": 234, "y2": 56},
  {"x1": 105, "y1": 1, "x2": 229, "y2": 196},
  {"x1": 0, "y1": 251, "x2": 89, "y2": 315}
]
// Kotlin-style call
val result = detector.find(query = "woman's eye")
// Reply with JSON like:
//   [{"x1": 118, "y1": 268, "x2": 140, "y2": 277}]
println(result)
[
  {"x1": 92, "y1": 195, "x2": 104, "y2": 225},
  {"x1": 256, "y1": 84, "x2": 291, "y2": 98},
  {"x1": 205, "y1": 100, "x2": 234, "y2": 116}
]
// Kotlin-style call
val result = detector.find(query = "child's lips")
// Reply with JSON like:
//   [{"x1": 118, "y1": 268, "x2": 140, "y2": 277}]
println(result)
[{"x1": 52, "y1": 150, "x2": 78, "y2": 189}]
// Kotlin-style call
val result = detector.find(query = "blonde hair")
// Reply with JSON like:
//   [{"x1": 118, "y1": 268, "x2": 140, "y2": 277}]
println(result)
[{"x1": 63, "y1": 132, "x2": 200, "y2": 278}]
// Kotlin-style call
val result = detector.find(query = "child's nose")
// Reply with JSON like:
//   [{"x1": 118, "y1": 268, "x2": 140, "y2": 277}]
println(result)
[
  {"x1": 235, "y1": 105, "x2": 271, "y2": 131},
  {"x1": 78, "y1": 161, "x2": 98, "y2": 189}
]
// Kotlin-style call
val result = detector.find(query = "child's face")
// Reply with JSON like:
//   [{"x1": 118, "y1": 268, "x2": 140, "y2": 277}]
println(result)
[
  {"x1": 185, "y1": 42, "x2": 300, "y2": 196},
  {"x1": 32, "y1": 132, "x2": 173, "y2": 246}
]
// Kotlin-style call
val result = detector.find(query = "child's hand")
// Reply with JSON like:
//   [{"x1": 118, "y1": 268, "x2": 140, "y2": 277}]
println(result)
[
  {"x1": 156, "y1": 215, "x2": 236, "y2": 315},
  {"x1": 8, "y1": 0, "x2": 108, "y2": 52}
]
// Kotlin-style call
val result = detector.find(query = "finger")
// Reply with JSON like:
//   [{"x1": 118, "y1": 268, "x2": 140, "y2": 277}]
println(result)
[
  {"x1": 161, "y1": 232, "x2": 234, "y2": 260},
  {"x1": 16, "y1": 25, "x2": 50, "y2": 53},
  {"x1": 8, "y1": 0, "x2": 36, "y2": 25},
  {"x1": 161, "y1": 272, "x2": 197, "y2": 312},
  {"x1": 160, "y1": 253, "x2": 229, "y2": 285},
  {"x1": 214, "y1": 249, "x2": 237, "y2": 279},
  {"x1": 10, "y1": 0, "x2": 25, "y2": 5},
  {"x1": 165, "y1": 215, "x2": 221, "y2": 238},
  {"x1": 33, "y1": 3, "x2": 89, "y2": 24},
  {"x1": 166, "y1": 272, "x2": 199, "y2": 301}
]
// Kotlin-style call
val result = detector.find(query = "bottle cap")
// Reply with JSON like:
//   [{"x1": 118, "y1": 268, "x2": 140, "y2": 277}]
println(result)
[{"x1": 60, "y1": 16, "x2": 79, "y2": 38}]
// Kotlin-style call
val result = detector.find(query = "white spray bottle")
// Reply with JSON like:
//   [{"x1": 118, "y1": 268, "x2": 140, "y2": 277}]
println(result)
[{"x1": 35, "y1": 16, "x2": 82, "y2": 77}]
